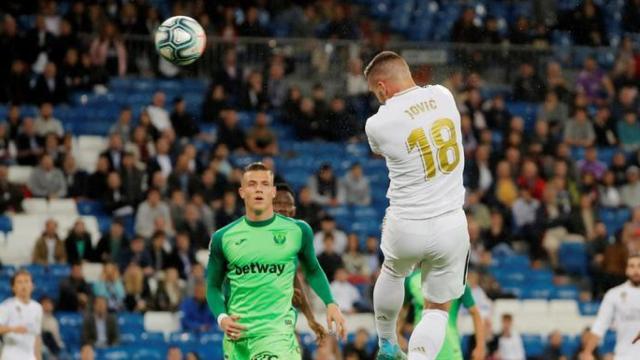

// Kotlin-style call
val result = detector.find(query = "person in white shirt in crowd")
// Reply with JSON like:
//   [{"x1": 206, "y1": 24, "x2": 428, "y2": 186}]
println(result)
[
  {"x1": 330, "y1": 268, "x2": 361, "y2": 314},
  {"x1": 581, "y1": 254, "x2": 640, "y2": 360},
  {"x1": 28, "y1": 154, "x2": 67, "y2": 198},
  {"x1": 340, "y1": 163, "x2": 371, "y2": 206},
  {"x1": 33, "y1": 102, "x2": 64, "y2": 138},
  {"x1": 346, "y1": 58, "x2": 369, "y2": 96},
  {"x1": 146, "y1": 91, "x2": 172, "y2": 132},
  {"x1": 135, "y1": 187, "x2": 173, "y2": 239},
  {"x1": 39, "y1": 296, "x2": 64, "y2": 357},
  {"x1": 0, "y1": 270, "x2": 43, "y2": 360},
  {"x1": 495, "y1": 313, "x2": 525, "y2": 360},
  {"x1": 314, "y1": 215, "x2": 348, "y2": 255}
]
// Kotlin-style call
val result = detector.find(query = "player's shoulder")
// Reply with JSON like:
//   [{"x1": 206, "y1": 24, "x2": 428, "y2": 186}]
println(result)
[
  {"x1": 603, "y1": 281, "x2": 631, "y2": 300},
  {"x1": 210, "y1": 217, "x2": 244, "y2": 247},
  {"x1": 365, "y1": 109, "x2": 385, "y2": 134},
  {"x1": 0, "y1": 296, "x2": 15, "y2": 308},
  {"x1": 423, "y1": 84, "x2": 456, "y2": 101},
  {"x1": 276, "y1": 214, "x2": 313, "y2": 233}
]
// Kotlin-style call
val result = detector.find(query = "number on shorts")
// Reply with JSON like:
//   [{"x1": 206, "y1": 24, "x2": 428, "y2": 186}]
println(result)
[{"x1": 406, "y1": 118, "x2": 461, "y2": 180}]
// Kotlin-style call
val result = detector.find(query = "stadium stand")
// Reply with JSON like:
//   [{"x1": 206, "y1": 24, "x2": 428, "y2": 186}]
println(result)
[{"x1": 1, "y1": 0, "x2": 640, "y2": 359}]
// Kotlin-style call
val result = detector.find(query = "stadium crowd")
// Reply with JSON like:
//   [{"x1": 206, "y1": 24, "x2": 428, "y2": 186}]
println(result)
[{"x1": 1, "y1": 0, "x2": 640, "y2": 359}]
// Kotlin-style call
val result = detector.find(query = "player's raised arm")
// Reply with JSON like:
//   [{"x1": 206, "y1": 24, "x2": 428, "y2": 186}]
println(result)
[
  {"x1": 296, "y1": 219, "x2": 346, "y2": 340},
  {"x1": 581, "y1": 291, "x2": 615, "y2": 360}
]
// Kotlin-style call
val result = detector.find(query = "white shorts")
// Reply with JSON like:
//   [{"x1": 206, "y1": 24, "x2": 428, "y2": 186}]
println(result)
[{"x1": 380, "y1": 208, "x2": 470, "y2": 304}]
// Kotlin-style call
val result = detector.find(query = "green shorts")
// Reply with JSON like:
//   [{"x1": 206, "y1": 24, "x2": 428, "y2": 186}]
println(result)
[
  {"x1": 434, "y1": 327, "x2": 463, "y2": 360},
  {"x1": 223, "y1": 332, "x2": 301, "y2": 360}
]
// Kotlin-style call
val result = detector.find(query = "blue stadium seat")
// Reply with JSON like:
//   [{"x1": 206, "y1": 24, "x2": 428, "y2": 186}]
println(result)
[
  {"x1": 118, "y1": 313, "x2": 144, "y2": 332},
  {"x1": 132, "y1": 347, "x2": 166, "y2": 360},
  {"x1": 49, "y1": 264, "x2": 71, "y2": 278},
  {"x1": 505, "y1": 102, "x2": 538, "y2": 130},
  {"x1": 77, "y1": 200, "x2": 106, "y2": 216},
  {"x1": 552, "y1": 285, "x2": 579, "y2": 300},
  {"x1": 138, "y1": 332, "x2": 166, "y2": 345},
  {"x1": 521, "y1": 285, "x2": 552, "y2": 300},
  {"x1": 0, "y1": 216, "x2": 13, "y2": 233},
  {"x1": 0, "y1": 265, "x2": 16, "y2": 278},
  {"x1": 96, "y1": 347, "x2": 130, "y2": 360},
  {"x1": 528, "y1": 269, "x2": 553, "y2": 286},
  {"x1": 57, "y1": 312, "x2": 84, "y2": 328},
  {"x1": 522, "y1": 334, "x2": 544, "y2": 357},
  {"x1": 579, "y1": 301, "x2": 601, "y2": 316},
  {"x1": 169, "y1": 332, "x2": 198, "y2": 345},
  {"x1": 561, "y1": 334, "x2": 580, "y2": 356},
  {"x1": 558, "y1": 242, "x2": 589, "y2": 275},
  {"x1": 25, "y1": 264, "x2": 45, "y2": 276}
]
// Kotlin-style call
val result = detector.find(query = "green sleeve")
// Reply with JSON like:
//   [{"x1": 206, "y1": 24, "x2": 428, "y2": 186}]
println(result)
[
  {"x1": 206, "y1": 231, "x2": 228, "y2": 317},
  {"x1": 461, "y1": 285, "x2": 475, "y2": 309},
  {"x1": 296, "y1": 220, "x2": 335, "y2": 305}
]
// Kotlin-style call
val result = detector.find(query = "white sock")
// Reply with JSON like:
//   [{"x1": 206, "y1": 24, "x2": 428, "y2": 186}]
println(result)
[
  {"x1": 373, "y1": 267, "x2": 405, "y2": 345},
  {"x1": 407, "y1": 309, "x2": 449, "y2": 360}
]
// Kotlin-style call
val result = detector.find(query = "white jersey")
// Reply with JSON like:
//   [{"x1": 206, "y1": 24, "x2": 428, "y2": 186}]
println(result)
[
  {"x1": 0, "y1": 297, "x2": 42, "y2": 360},
  {"x1": 365, "y1": 85, "x2": 465, "y2": 219},
  {"x1": 591, "y1": 281, "x2": 640, "y2": 360}
]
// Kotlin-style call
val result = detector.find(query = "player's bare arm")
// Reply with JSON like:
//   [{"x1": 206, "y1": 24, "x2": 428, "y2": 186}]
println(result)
[
  {"x1": 293, "y1": 273, "x2": 328, "y2": 344},
  {"x1": 468, "y1": 306, "x2": 486, "y2": 360},
  {"x1": 633, "y1": 331, "x2": 640, "y2": 344}
]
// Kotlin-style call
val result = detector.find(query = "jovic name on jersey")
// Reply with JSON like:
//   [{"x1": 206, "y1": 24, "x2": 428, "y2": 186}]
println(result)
[{"x1": 365, "y1": 85, "x2": 465, "y2": 220}]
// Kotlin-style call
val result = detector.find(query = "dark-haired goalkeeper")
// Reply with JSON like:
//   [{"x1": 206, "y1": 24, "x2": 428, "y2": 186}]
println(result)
[{"x1": 206, "y1": 163, "x2": 346, "y2": 359}]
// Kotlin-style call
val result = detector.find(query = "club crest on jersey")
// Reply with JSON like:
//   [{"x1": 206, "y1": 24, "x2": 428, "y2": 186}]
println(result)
[
  {"x1": 252, "y1": 351, "x2": 279, "y2": 360},
  {"x1": 273, "y1": 232, "x2": 287, "y2": 245}
]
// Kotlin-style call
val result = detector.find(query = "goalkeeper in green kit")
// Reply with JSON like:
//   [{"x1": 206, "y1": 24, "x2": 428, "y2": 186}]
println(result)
[{"x1": 206, "y1": 162, "x2": 346, "y2": 359}]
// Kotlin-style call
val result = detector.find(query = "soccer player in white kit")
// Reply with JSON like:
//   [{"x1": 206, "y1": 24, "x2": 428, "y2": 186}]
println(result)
[
  {"x1": 580, "y1": 254, "x2": 640, "y2": 360},
  {"x1": 0, "y1": 270, "x2": 42, "y2": 360},
  {"x1": 363, "y1": 51, "x2": 470, "y2": 360}
]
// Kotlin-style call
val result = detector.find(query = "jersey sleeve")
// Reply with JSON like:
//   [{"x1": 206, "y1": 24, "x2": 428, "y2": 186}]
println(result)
[
  {"x1": 461, "y1": 285, "x2": 476, "y2": 309},
  {"x1": 296, "y1": 220, "x2": 335, "y2": 305},
  {"x1": 365, "y1": 119, "x2": 382, "y2": 155},
  {"x1": 591, "y1": 291, "x2": 615, "y2": 338},
  {"x1": 0, "y1": 302, "x2": 7, "y2": 325},
  {"x1": 206, "y1": 231, "x2": 228, "y2": 317}
]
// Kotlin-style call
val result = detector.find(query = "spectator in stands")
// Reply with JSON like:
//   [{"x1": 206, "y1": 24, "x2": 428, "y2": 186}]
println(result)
[
  {"x1": 81, "y1": 296, "x2": 119, "y2": 348},
  {"x1": 466, "y1": 144, "x2": 494, "y2": 195},
  {"x1": 213, "y1": 48, "x2": 242, "y2": 101},
  {"x1": 330, "y1": 267, "x2": 361, "y2": 314},
  {"x1": 537, "y1": 91, "x2": 569, "y2": 131},
  {"x1": 152, "y1": 267, "x2": 185, "y2": 311},
  {"x1": 621, "y1": 166, "x2": 640, "y2": 208},
  {"x1": 483, "y1": 94, "x2": 511, "y2": 133},
  {"x1": 617, "y1": 111, "x2": 640, "y2": 152},
  {"x1": 365, "y1": 236, "x2": 382, "y2": 273},
  {"x1": 309, "y1": 163, "x2": 343, "y2": 207},
  {"x1": 622, "y1": 207, "x2": 640, "y2": 250},
  {"x1": 543, "y1": 62, "x2": 570, "y2": 105},
  {"x1": 323, "y1": 5, "x2": 357, "y2": 39},
  {"x1": 60, "y1": 48, "x2": 91, "y2": 92},
  {"x1": 146, "y1": 91, "x2": 172, "y2": 132},
  {"x1": 340, "y1": 163, "x2": 371, "y2": 206},
  {"x1": 89, "y1": 21, "x2": 126, "y2": 77},
  {"x1": 109, "y1": 106, "x2": 133, "y2": 144},
  {"x1": 512, "y1": 63, "x2": 545, "y2": 102},
  {"x1": 342, "y1": 234, "x2": 370, "y2": 279},
  {"x1": 325, "y1": 97, "x2": 360, "y2": 141},
  {"x1": 509, "y1": 15, "x2": 532, "y2": 45},
  {"x1": 119, "y1": 152, "x2": 145, "y2": 206},
  {"x1": 135, "y1": 188, "x2": 173, "y2": 239},
  {"x1": 16, "y1": 117, "x2": 43, "y2": 165},
  {"x1": 576, "y1": 57, "x2": 614, "y2": 104},
  {"x1": 118, "y1": 235, "x2": 152, "y2": 273},
  {"x1": 24, "y1": 15, "x2": 55, "y2": 73},
  {"x1": 149, "y1": 230, "x2": 171, "y2": 273},
  {"x1": 178, "y1": 204, "x2": 209, "y2": 250},
  {"x1": 93, "y1": 262, "x2": 126, "y2": 312},
  {"x1": 195, "y1": 168, "x2": 227, "y2": 206},
  {"x1": 451, "y1": 7, "x2": 481, "y2": 43},
  {"x1": 32, "y1": 219, "x2": 67, "y2": 265},
  {"x1": 66, "y1": 219, "x2": 94, "y2": 263},
  {"x1": 122, "y1": 263, "x2": 150, "y2": 312},
  {"x1": 215, "y1": 189, "x2": 242, "y2": 228},
  {"x1": 58, "y1": 262, "x2": 92, "y2": 312},
  {"x1": 147, "y1": 137, "x2": 173, "y2": 179},
  {"x1": 512, "y1": 187, "x2": 540, "y2": 235},
  {"x1": 103, "y1": 172, "x2": 134, "y2": 216},
  {"x1": 217, "y1": 108, "x2": 247, "y2": 153},
  {"x1": 170, "y1": 97, "x2": 199, "y2": 140},
  {"x1": 0, "y1": 164, "x2": 23, "y2": 213},
  {"x1": 571, "y1": 0, "x2": 607, "y2": 46},
  {"x1": 0, "y1": 15, "x2": 22, "y2": 94},
  {"x1": 344, "y1": 328, "x2": 373, "y2": 360},
  {"x1": 240, "y1": 70, "x2": 267, "y2": 111},
  {"x1": 494, "y1": 313, "x2": 525, "y2": 360},
  {"x1": 542, "y1": 330, "x2": 565, "y2": 360},
  {"x1": 517, "y1": 160, "x2": 546, "y2": 200},
  {"x1": 5, "y1": 104, "x2": 22, "y2": 141},
  {"x1": 28, "y1": 154, "x2": 67, "y2": 198},
  {"x1": 623, "y1": 0, "x2": 640, "y2": 32},
  {"x1": 482, "y1": 209, "x2": 511, "y2": 251},
  {"x1": 32, "y1": 62, "x2": 68, "y2": 105},
  {"x1": 292, "y1": 96, "x2": 322, "y2": 140},
  {"x1": 577, "y1": 146, "x2": 607, "y2": 181},
  {"x1": 179, "y1": 280, "x2": 216, "y2": 332},
  {"x1": 317, "y1": 235, "x2": 344, "y2": 282},
  {"x1": 564, "y1": 108, "x2": 596, "y2": 148},
  {"x1": 191, "y1": 193, "x2": 215, "y2": 234},
  {"x1": 346, "y1": 58, "x2": 368, "y2": 96},
  {"x1": 166, "y1": 346, "x2": 183, "y2": 360},
  {"x1": 5, "y1": 59, "x2": 31, "y2": 104},
  {"x1": 481, "y1": 16, "x2": 505, "y2": 44},
  {"x1": 41, "y1": 296, "x2": 65, "y2": 357},
  {"x1": 267, "y1": 61, "x2": 288, "y2": 108},
  {"x1": 168, "y1": 154, "x2": 197, "y2": 196},
  {"x1": 100, "y1": 134, "x2": 125, "y2": 172},
  {"x1": 202, "y1": 84, "x2": 228, "y2": 122},
  {"x1": 34, "y1": 102, "x2": 64, "y2": 137},
  {"x1": 598, "y1": 171, "x2": 621, "y2": 208},
  {"x1": 314, "y1": 215, "x2": 348, "y2": 255},
  {"x1": 246, "y1": 112, "x2": 278, "y2": 156},
  {"x1": 592, "y1": 107, "x2": 618, "y2": 147},
  {"x1": 169, "y1": 189, "x2": 187, "y2": 230},
  {"x1": 295, "y1": 186, "x2": 323, "y2": 230},
  {"x1": 86, "y1": 155, "x2": 110, "y2": 199},
  {"x1": 95, "y1": 221, "x2": 127, "y2": 263},
  {"x1": 43, "y1": 133, "x2": 63, "y2": 167}
]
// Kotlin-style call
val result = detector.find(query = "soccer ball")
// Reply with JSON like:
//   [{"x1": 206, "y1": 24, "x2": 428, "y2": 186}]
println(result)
[{"x1": 154, "y1": 16, "x2": 206, "y2": 66}]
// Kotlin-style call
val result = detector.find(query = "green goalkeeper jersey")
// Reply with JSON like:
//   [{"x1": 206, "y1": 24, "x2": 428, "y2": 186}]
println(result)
[{"x1": 206, "y1": 214, "x2": 335, "y2": 338}]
